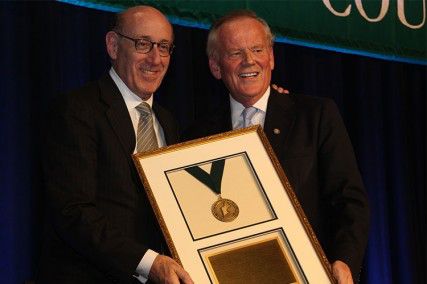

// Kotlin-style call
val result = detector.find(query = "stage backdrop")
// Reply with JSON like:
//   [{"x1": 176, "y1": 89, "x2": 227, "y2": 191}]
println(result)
[
  {"x1": 0, "y1": 1, "x2": 425, "y2": 284},
  {"x1": 61, "y1": 0, "x2": 427, "y2": 64}
]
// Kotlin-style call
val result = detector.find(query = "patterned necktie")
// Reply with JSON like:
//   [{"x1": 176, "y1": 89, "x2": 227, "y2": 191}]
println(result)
[
  {"x1": 242, "y1": 106, "x2": 258, "y2": 128},
  {"x1": 135, "y1": 102, "x2": 158, "y2": 153}
]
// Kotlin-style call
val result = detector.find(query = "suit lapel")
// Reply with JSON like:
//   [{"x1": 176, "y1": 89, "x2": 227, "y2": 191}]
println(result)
[
  {"x1": 98, "y1": 75, "x2": 136, "y2": 157},
  {"x1": 264, "y1": 90, "x2": 296, "y2": 158},
  {"x1": 152, "y1": 103, "x2": 177, "y2": 145},
  {"x1": 212, "y1": 102, "x2": 233, "y2": 133}
]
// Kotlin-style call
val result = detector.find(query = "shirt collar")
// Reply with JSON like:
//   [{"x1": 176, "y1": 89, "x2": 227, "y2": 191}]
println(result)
[
  {"x1": 230, "y1": 86, "x2": 270, "y2": 121},
  {"x1": 109, "y1": 67, "x2": 153, "y2": 109}
]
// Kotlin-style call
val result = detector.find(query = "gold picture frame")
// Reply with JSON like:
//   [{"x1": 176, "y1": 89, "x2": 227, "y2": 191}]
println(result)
[{"x1": 133, "y1": 126, "x2": 334, "y2": 283}]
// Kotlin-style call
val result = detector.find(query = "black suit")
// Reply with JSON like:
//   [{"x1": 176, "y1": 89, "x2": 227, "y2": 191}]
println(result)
[
  {"x1": 184, "y1": 90, "x2": 370, "y2": 278},
  {"x1": 36, "y1": 74, "x2": 179, "y2": 284}
]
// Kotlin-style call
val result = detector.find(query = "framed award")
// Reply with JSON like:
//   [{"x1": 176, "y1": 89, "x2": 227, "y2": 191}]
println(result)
[{"x1": 133, "y1": 126, "x2": 334, "y2": 283}]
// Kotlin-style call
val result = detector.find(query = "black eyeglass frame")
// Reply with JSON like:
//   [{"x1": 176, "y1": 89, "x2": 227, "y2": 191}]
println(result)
[{"x1": 115, "y1": 31, "x2": 175, "y2": 56}]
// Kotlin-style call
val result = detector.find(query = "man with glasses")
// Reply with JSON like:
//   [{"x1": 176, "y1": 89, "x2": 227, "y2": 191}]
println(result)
[{"x1": 37, "y1": 6, "x2": 193, "y2": 284}]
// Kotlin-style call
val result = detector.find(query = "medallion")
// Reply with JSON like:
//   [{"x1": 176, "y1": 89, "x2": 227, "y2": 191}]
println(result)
[
  {"x1": 211, "y1": 197, "x2": 239, "y2": 222},
  {"x1": 185, "y1": 159, "x2": 240, "y2": 222}
]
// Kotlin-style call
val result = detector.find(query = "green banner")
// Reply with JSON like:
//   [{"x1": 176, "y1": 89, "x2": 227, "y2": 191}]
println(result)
[{"x1": 62, "y1": 0, "x2": 426, "y2": 64}]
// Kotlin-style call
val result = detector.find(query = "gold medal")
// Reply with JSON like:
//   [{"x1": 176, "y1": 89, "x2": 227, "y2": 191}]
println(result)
[
  {"x1": 211, "y1": 196, "x2": 239, "y2": 222},
  {"x1": 185, "y1": 159, "x2": 239, "y2": 222}
]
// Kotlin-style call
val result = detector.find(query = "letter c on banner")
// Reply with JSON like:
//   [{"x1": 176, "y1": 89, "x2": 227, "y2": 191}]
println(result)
[
  {"x1": 322, "y1": 0, "x2": 351, "y2": 17},
  {"x1": 398, "y1": 0, "x2": 426, "y2": 29},
  {"x1": 355, "y1": 0, "x2": 389, "y2": 22}
]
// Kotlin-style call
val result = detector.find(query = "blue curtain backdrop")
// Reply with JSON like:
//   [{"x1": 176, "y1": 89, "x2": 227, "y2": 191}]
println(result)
[{"x1": 0, "y1": 2, "x2": 425, "y2": 283}]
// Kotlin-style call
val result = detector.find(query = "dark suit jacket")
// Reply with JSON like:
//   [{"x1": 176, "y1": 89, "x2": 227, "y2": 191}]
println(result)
[
  {"x1": 184, "y1": 89, "x2": 370, "y2": 279},
  {"x1": 36, "y1": 75, "x2": 179, "y2": 284}
]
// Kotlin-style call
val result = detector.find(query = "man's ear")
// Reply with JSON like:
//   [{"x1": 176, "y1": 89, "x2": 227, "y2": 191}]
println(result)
[
  {"x1": 209, "y1": 58, "x2": 222, "y2": 80},
  {"x1": 106, "y1": 31, "x2": 119, "y2": 60},
  {"x1": 269, "y1": 46, "x2": 275, "y2": 71}
]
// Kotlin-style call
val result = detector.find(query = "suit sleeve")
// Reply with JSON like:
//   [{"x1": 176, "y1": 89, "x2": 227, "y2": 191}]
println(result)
[
  {"x1": 318, "y1": 99, "x2": 370, "y2": 278},
  {"x1": 42, "y1": 94, "x2": 146, "y2": 282}
]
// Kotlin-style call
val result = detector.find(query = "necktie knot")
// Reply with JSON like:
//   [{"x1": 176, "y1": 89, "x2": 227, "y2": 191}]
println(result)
[
  {"x1": 136, "y1": 102, "x2": 152, "y2": 116},
  {"x1": 242, "y1": 106, "x2": 258, "y2": 128}
]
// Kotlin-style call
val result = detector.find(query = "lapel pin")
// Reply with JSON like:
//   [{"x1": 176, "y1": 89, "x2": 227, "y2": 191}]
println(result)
[{"x1": 273, "y1": 128, "x2": 281, "y2": 135}]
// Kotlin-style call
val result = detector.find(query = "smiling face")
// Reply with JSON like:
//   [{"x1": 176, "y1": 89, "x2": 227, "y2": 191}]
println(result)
[
  {"x1": 106, "y1": 7, "x2": 173, "y2": 100},
  {"x1": 209, "y1": 17, "x2": 274, "y2": 107}
]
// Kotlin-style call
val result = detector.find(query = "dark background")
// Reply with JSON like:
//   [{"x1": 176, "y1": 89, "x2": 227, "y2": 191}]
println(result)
[{"x1": 0, "y1": 2, "x2": 425, "y2": 283}]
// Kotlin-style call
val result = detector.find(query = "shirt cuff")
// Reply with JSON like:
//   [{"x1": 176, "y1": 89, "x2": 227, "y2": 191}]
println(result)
[{"x1": 134, "y1": 249, "x2": 159, "y2": 282}]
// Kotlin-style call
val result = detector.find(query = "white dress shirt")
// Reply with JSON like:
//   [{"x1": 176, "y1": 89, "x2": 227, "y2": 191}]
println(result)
[
  {"x1": 109, "y1": 67, "x2": 162, "y2": 283},
  {"x1": 230, "y1": 87, "x2": 271, "y2": 129},
  {"x1": 109, "y1": 68, "x2": 166, "y2": 150}
]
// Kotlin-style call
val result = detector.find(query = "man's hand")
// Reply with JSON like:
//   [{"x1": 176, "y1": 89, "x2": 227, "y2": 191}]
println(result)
[
  {"x1": 332, "y1": 260, "x2": 353, "y2": 284},
  {"x1": 148, "y1": 255, "x2": 194, "y2": 284},
  {"x1": 271, "y1": 83, "x2": 290, "y2": 94}
]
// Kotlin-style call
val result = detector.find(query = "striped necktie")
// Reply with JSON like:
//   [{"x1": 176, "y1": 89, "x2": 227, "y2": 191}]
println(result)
[
  {"x1": 135, "y1": 102, "x2": 158, "y2": 152},
  {"x1": 242, "y1": 106, "x2": 258, "y2": 128}
]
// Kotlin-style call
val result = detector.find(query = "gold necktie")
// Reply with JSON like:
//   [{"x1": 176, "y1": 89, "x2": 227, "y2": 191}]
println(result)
[{"x1": 135, "y1": 102, "x2": 158, "y2": 152}]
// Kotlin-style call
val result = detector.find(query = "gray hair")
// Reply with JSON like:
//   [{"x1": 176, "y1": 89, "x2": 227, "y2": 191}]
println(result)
[{"x1": 206, "y1": 10, "x2": 275, "y2": 59}]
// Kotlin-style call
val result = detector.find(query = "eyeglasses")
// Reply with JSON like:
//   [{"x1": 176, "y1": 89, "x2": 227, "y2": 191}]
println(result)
[{"x1": 115, "y1": 31, "x2": 174, "y2": 57}]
